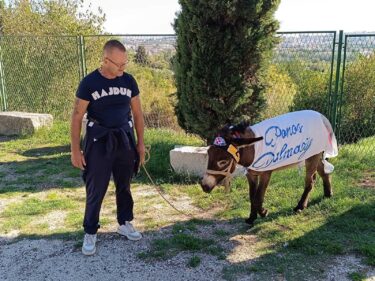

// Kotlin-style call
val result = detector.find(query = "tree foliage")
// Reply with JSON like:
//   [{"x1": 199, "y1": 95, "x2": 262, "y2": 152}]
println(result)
[
  {"x1": 339, "y1": 53, "x2": 375, "y2": 142},
  {"x1": 0, "y1": 0, "x2": 105, "y2": 119},
  {"x1": 287, "y1": 59, "x2": 330, "y2": 116},
  {"x1": 173, "y1": 0, "x2": 280, "y2": 142},
  {"x1": 0, "y1": 0, "x2": 105, "y2": 35},
  {"x1": 135, "y1": 45, "x2": 150, "y2": 66},
  {"x1": 263, "y1": 64, "x2": 297, "y2": 119},
  {"x1": 0, "y1": 0, "x2": 4, "y2": 35}
]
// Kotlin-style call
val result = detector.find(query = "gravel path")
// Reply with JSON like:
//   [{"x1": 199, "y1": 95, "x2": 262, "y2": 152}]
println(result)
[
  {"x1": 1, "y1": 227, "x2": 374, "y2": 281},
  {"x1": 0, "y1": 186, "x2": 374, "y2": 281},
  {"x1": 0, "y1": 235, "x2": 229, "y2": 281}
]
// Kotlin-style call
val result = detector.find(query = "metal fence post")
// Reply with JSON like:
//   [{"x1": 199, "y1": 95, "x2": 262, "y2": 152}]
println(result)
[
  {"x1": 0, "y1": 41, "x2": 7, "y2": 111},
  {"x1": 327, "y1": 32, "x2": 337, "y2": 120},
  {"x1": 331, "y1": 30, "x2": 344, "y2": 134},
  {"x1": 77, "y1": 35, "x2": 87, "y2": 80},
  {"x1": 76, "y1": 36, "x2": 82, "y2": 81},
  {"x1": 336, "y1": 34, "x2": 348, "y2": 143}
]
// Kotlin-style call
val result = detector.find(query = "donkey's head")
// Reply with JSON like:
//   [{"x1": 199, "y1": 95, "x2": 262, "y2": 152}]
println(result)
[{"x1": 200, "y1": 123, "x2": 263, "y2": 193}]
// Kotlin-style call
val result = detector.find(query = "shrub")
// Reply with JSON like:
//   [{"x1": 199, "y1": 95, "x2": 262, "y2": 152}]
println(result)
[{"x1": 339, "y1": 53, "x2": 375, "y2": 143}]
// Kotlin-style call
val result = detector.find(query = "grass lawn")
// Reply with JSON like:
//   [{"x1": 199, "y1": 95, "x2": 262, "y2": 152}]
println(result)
[{"x1": 0, "y1": 122, "x2": 374, "y2": 280}]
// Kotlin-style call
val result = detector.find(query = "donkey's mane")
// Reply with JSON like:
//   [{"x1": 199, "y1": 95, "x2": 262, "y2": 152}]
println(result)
[{"x1": 231, "y1": 121, "x2": 250, "y2": 134}]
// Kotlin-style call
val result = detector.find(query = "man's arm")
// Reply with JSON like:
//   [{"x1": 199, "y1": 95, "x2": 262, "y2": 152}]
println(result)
[
  {"x1": 130, "y1": 95, "x2": 145, "y2": 164},
  {"x1": 70, "y1": 97, "x2": 89, "y2": 170}
]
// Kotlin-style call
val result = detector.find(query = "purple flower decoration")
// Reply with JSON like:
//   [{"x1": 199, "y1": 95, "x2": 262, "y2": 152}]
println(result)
[{"x1": 213, "y1": 136, "x2": 227, "y2": 146}]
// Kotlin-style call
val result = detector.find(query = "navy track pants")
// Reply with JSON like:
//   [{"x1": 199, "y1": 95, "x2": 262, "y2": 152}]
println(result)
[{"x1": 82, "y1": 133, "x2": 137, "y2": 234}]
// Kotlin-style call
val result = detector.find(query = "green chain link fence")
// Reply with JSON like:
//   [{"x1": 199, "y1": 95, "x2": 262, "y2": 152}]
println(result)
[
  {"x1": 0, "y1": 32, "x2": 374, "y2": 158},
  {"x1": 338, "y1": 34, "x2": 375, "y2": 143},
  {"x1": 266, "y1": 31, "x2": 336, "y2": 120},
  {"x1": 0, "y1": 35, "x2": 81, "y2": 120}
]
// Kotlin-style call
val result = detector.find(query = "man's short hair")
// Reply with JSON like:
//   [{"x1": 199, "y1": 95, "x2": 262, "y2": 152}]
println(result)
[{"x1": 103, "y1": 39, "x2": 126, "y2": 53}]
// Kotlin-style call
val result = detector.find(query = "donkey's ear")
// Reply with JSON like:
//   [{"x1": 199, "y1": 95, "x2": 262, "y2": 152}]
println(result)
[
  {"x1": 230, "y1": 121, "x2": 250, "y2": 134},
  {"x1": 218, "y1": 124, "x2": 233, "y2": 139},
  {"x1": 231, "y1": 136, "x2": 263, "y2": 146}
]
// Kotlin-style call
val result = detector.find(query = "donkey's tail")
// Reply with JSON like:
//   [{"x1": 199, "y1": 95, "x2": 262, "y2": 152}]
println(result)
[{"x1": 320, "y1": 113, "x2": 338, "y2": 159}]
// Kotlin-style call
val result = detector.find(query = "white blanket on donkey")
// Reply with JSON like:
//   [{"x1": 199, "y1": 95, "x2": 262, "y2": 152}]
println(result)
[{"x1": 249, "y1": 110, "x2": 338, "y2": 172}]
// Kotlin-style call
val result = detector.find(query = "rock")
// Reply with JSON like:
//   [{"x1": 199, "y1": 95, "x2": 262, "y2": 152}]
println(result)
[
  {"x1": 0, "y1": 111, "x2": 53, "y2": 136},
  {"x1": 170, "y1": 146, "x2": 209, "y2": 177},
  {"x1": 169, "y1": 146, "x2": 246, "y2": 178}
]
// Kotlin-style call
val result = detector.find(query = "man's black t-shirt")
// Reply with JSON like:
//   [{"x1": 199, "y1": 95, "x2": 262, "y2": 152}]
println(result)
[{"x1": 76, "y1": 69, "x2": 139, "y2": 128}]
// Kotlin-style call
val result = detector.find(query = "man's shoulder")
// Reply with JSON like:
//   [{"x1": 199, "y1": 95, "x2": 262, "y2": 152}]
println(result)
[
  {"x1": 81, "y1": 69, "x2": 100, "y2": 84},
  {"x1": 122, "y1": 72, "x2": 136, "y2": 82},
  {"x1": 76, "y1": 70, "x2": 100, "y2": 99}
]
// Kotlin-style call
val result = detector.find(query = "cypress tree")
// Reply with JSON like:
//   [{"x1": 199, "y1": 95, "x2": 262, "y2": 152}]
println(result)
[
  {"x1": 173, "y1": 0, "x2": 280, "y2": 143},
  {"x1": 135, "y1": 45, "x2": 149, "y2": 66}
]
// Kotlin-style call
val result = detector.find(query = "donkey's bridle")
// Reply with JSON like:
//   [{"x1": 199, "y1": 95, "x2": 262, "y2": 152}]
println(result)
[
  {"x1": 205, "y1": 143, "x2": 254, "y2": 181},
  {"x1": 206, "y1": 158, "x2": 236, "y2": 180}
]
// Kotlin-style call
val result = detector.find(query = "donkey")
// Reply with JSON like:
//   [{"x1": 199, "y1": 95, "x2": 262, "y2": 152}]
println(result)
[{"x1": 200, "y1": 110, "x2": 338, "y2": 226}]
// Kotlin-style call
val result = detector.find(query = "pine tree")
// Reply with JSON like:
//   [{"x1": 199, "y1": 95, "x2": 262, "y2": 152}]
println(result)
[{"x1": 173, "y1": 0, "x2": 280, "y2": 143}]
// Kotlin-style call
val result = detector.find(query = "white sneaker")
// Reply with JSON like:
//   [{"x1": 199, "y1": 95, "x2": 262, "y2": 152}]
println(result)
[
  {"x1": 118, "y1": 221, "x2": 142, "y2": 241},
  {"x1": 82, "y1": 233, "x2": 97, "y2": 255}
]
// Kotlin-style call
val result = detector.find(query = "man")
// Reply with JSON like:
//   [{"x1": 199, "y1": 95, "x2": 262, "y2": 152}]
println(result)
[{"x1": 70, "y1": 39, "x2": 145, "y2": 256}]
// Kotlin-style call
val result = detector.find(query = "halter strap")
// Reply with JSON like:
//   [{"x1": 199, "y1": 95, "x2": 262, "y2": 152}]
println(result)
[
  {"x1": 205, "y1": 142, "x2": 257, "y2": 182},
  {"x1": 206, "y1": 158, "x2": 235, "y2": 179},
  {"x1": 227, "y1": 144, "x2": 240, "y2": 162}
]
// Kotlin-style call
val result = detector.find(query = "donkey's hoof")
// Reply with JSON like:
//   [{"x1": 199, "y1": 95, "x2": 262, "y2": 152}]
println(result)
[
  {"x1": 259, "y1": 208, "x2": 269, "y2": 217},
  {"x1": 245, "y1": 218, "x2": 255, "y2": 227},
  {"x1": 324, "y1": 192, "x2": 333, "y2": 198},
  {"x1": 293, "y1": 206, "x2": 303, "y2": 213}
]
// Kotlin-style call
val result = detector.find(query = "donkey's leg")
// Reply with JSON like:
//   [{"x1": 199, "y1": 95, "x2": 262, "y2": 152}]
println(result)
[
  {"x1": 317, "y1": 158, "x2": 333, "y2": 197},
  {"x1": 294, "y1": 154, "x2": 320, "y2": 212},
  {"x1": 245, "y1": 172, "x2": 259, "y2": 225},
  {"x1": 256, "y1": 172, "x2": 272, "y2": 217}
]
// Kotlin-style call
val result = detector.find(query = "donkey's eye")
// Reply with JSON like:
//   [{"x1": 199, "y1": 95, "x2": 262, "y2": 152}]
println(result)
[{"x1": 217, "y1": 160, "x2": 229, "y2": 168}]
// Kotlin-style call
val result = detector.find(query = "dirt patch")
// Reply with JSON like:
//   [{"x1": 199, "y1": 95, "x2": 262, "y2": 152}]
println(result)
[
  {"x1": 134, "y1": 184, "x2": 159, "y2": 197},
  {"x1": 326, "y1": 255, "x2": 375, "y2": 281},
  {"x1": 0, "y1": 196, "x2": 28, "y2": 214},
  {"x1": 0, "y1": 230, "x2": 20, "y2": 245},
  {"x1": 30, "y1": 211, "x2": 68, "y2": 231},
  {"x1": 359, "y1": 171, "x2": 375, "y2": 189},
  {"x1": 133, "y1": 185, "x2": 214, "y2": 223},
  {"x1": 227, "y1": 234, "x2": 259, "y2": 263}
]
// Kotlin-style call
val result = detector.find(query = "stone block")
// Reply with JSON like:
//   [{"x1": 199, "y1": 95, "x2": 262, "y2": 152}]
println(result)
[
  {"x1": 169, "y1": 146, "x2": 245, "y2": 178},
  {"x1": 170, "y1": 146, "x2": 209, "y2": 177},
  {"x1": 0, "y1": 111, "x2": 53, "y2": 136}
]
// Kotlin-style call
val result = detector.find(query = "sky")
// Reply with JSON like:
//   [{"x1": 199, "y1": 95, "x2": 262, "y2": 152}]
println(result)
[{"x1": 87, "y1": 0, "x2": 375, "y2": 34}]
